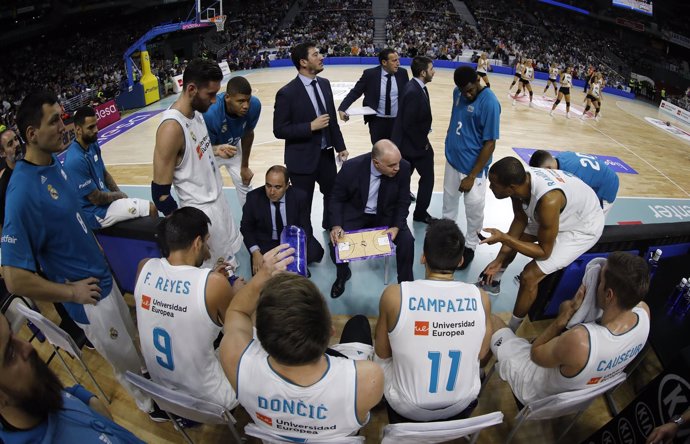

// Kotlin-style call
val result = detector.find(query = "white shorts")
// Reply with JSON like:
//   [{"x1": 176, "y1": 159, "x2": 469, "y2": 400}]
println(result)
[
  {"x1": 96, "y1": 198, "x2": 151, "y2": 228},
  {"x1": 78, "y1": 281, "x2": 152, "y2": 412},
  {"x1": 215, "y1": 152, "x2": 252, "y2": 208},
  {"x1": 524, "y1": 222, "x2": 603, "y2": 275},
  {"x1": 193, "y1": 194, "x2": 243, "y2": 269},
  {"x1": 602, "y1": 200, "x2": 614, "y2": 217},
  {"x1": 490, "y1": 328, "x2": 548, "y2": 405}
]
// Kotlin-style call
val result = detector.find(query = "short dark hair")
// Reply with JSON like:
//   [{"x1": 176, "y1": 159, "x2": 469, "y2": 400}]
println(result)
[
  {"x1": 157, "y1": 207, "x2": 211, "y2": 256},
  {"x1": 411, "y1": 56, "x2": 433, "y2": 78},
  {"x1": 226, "y1": 76, "x2": 252, "y2": 96},
  {"x1": 604, "y1": 252, "x2": 650, "y2": 310},
  {"x1": 378, "y1": 48, "x2": 397, "y2": 64},
  {"x1": 424, "y1": 219, "x2": 465, "y2": 272},
  {"x1": 266, "y1": 165, "x2": 289, "y2": 184},
  {"x1": 528, "y1": 150, "x2": 554, "y2": 168},
  {"x1": 489, "y1": 157, "x2": 526, "y2": 187},
  {"x1": 291, "y1": 42, "x2": 316, "y2": 70},
  {"x1": 454, "y1": 66, "x2": 479, "y2": 89},
  {"x1": 16, "y1": 91, "x2": 59, "y2": 142},
  {"x1": 182, "y1": 58, "x2": 223, "y2": 89},
  {"x1": 256, "y1": 274, "x2": 331, "y2": 365},
  {"x1": 73, "y1": 106, "x2": 96, "y2": 127}
]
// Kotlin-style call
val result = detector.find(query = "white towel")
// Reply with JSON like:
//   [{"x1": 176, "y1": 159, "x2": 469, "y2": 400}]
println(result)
[{"x1": 566, "y1": 257, "x2": 606, "y2": 328}]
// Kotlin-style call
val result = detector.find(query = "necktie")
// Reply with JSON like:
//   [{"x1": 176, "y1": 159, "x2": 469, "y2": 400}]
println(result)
[
  {"x1": 423, "y1": 85, "x2": 430, "y2": 103},
  {"x1": 273, "y1": 201, "x2": 284, "y2": 239},
  {"x1": 385, "y1": 73, "x2": 392, "y2": 116},
  {"x1": 311, "y1": 79, "x2": 331, "y2": 146}
]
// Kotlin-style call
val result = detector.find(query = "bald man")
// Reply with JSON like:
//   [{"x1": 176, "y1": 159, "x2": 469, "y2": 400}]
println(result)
[{"x1": 328, "y1": 140, "x2": 414, "y2": 298}]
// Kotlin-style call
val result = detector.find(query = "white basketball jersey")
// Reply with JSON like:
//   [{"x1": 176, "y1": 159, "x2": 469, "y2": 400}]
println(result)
[
  {"x1": 590, "y1": 82, "x2": 602, "y2": 99},
  {"x1": 549, "y1": 67, "x2": 559, "y2": 79},
  {"x1": 159, "y1": 109, "x2": 222, "y2": 206},
  {"x1": 561, "y1": 73, "x2": 573, "y2": 87},
  {"x1": 477, "y1": 59, "x2": 488, "y2": 73},
  {"x1": 521, "y1": 67, "x2": 534, "y2": 81},
  {"x1": 524, "y1": 168, "x2": 604, "y2": 235},
  {"x1": 134, "y1": 258, "x2": 236, "y2": 409},
  {"x1": 237, "y1": 340, "x2": 363, "y2": 440},
  {"x1": 515, "y1": 63, "x2": 524, "y2": 74},
  {"x1": 385, "y1": 280, "x2": 486, "y2": 421},
  {"x1": 543, "y1": 307, "x2": 649, "y2": 393}
]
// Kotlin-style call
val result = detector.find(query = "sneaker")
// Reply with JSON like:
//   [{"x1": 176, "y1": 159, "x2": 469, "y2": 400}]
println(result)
[
  {"x1": 595, "y1": 115, "x2": 601, "y2": 121},
  {"x1": 580, "y1": 114, "x2": 585, "y2": 120},
  {"x1": 512, "y1": 99, "x2": 517, "y2": 106},
  {"x1": 528, "y1": 102, "x2": 533, "y2": 108},
  {"x1": 549, "y1": 110, "x2": 554, "y2": 116},
  {"x1": 475, "y1": 278, "x2": 501, "y2": 296},
  {"x1": 566, "y1": 112, "x2": 570, "y2": 119},
  {"x1": 174, "y1": 416, "x2": 201, "y2": 429},
  {"x1": 456, "y1": 248, "x2": 475, "y2": 271},
  {"x1": 149, "y1": 405, "x2": 171, "y2": 423}
]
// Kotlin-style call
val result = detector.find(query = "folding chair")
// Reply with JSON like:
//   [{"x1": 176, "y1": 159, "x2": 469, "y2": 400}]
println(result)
[
  {"x1": 381, "y1": 411, "x2": 504, "y2": 444},
  {"x1": 505, "y1": 372, "x2": 627, "y2": 444},
  {"x1": 245, "y1": 423, "x2": 365, "y2": 443},
  {"x1": 125, "y1": 371, "x2": 243, "y2": 444},
  {"x1": 15, "y1": 303, "x2": 111, "y2": 403}
]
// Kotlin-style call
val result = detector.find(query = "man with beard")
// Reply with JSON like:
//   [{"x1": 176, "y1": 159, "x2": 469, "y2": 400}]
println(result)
[
  {"x1": 0, "y1": 127, "x2": 22, "y2": 236},
  {"x1": 63, "y1": 106, "x2": 157, "y2": 229},
  {"x1": 273, "y1": 42, "x2": 348, "y2": 230},
  {"x1": 134, "y1": 207, "x2": 240, "y2": 410},
  {"x1": 0, "y1": 314, "x2": 145, "y2": 443},
  {"x1": 488, "y1": 252, "x2": 650, "y2": 405},
  {"x1": 202, "y1": 76, "x2": 262, "y2": 208},
  {"x1": 153, "y1": 59, "x2": 243, "y2": 270},
  {"x1": 442, "y1": 67, "x2": 501, "y2": 271}
]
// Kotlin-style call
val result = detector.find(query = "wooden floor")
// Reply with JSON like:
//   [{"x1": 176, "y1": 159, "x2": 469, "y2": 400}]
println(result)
[{"x1": 25, "y1": 66, "x2": 686, "y2": 443}]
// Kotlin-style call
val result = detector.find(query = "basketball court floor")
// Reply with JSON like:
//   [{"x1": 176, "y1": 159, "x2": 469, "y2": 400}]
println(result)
[{"x1": 29, "y1": 65, "x2": 690, "y2": 442}]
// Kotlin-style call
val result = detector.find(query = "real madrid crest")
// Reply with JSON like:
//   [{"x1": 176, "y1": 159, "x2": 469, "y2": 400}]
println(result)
[
  {"x1": 47, "y1": 184, "x2": 59, "y2": 200},
  {"x1": 190, "y1": 131, "x2": 197, "y2": 143},
  {"x1": 221, "y1": 123, "x2": 227, "y2": 133},
  {"x1": 467, "y1": 105, "x2": 474, "y2": 113}
]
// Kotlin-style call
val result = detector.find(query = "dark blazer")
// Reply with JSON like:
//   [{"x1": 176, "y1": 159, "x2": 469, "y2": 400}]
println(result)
[
  {"x1": 328, "y1": 153, "x2": 411, "y2": 230},
  {"x1": 391, "y1": 79, "x2": 432, "y2": 159},
  {"x1": 240, "y1": 186, "x2": 323, "y2": 259},
  {"x1": 273, "y1": 76, "x2": 346, "y2": 175},
  {"x1": 338, "y1": 66, "x2": 409, "y2": 123}
]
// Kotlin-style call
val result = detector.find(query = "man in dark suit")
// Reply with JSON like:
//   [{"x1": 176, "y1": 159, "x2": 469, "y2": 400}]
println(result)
[
  {"x1": 392, "y1": 56, "x2": 436, "y2": 224},
  {"x1": 328, "y1": 140, "x2": 414, "y2": 298},
  {"x1": 240, "y1": 165, "x2": 324, "y2": 275},
  {"x1": 338, "y1": 48, "x2": 409, "y2": 144},
  {"x1": 273, "y1": 42, "x2": 348, "y2": 230}
]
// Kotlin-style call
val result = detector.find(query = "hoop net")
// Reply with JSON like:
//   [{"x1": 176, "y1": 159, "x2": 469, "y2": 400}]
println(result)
[{"x1": 209, "y1": 14, "x2": 226, "y2": 32}]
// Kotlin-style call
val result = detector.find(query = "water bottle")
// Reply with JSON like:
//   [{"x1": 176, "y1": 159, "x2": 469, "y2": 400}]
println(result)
[
  {"x1": 647, "y1": 249, "x2": 662, "y2": 280},
  {"x1": 667, "y1": 277, "x2": 688, "y2": 312},
  {"x1": 280, "y1": 225, "x2": 308, "y2": 277}
]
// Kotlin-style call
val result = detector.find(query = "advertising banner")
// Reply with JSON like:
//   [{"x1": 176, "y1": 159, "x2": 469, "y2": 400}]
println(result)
[
  {"x1": 173, "y1": 74, "x2": 184, "y2": 94},
  {"x1": 660, "y1": 100, "x2": 690, "y2": 126},
  {"x1": 94, "y1": 100, "x2": 121, "y2": 130}
]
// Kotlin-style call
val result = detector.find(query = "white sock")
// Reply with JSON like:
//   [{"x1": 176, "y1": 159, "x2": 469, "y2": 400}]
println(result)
[
  {"x1": 509, "y1": 315, "x2": 524, "y2": 332},
  {"x1": 493, "y1": 268, "x2": 506, "y2": 282}
]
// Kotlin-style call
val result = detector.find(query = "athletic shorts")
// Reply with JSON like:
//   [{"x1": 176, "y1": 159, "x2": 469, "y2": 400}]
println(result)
[
  {"x1": 548, "y1": 78, "x2": 557, "y2": 82},
  {"x1": 477, "y1": 71, "x2": 487, "y2": 77},
  {"x1": 586, "y1": 94, "x2": 599, "y2": 102},
  {"x1": 558, "y1": 87, "x2": 571, "y2": 96},
  {"x1": 519, "y1": 79, "x2": 530, "y2": 85},
  {"x1": 524, "y1": 220, "x2": 604, "y2": 275}
]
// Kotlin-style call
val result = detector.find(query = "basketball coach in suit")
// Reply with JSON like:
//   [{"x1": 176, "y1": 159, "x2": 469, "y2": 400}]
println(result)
[
  {"x1": 338, "y1": 48, "x2": 409, "y2": 144},
  {"x1": 328, "y1": 140, "x2": 414, "y2": 298},
  {"x1": 240, "y1": 165, "x2": 324, "y2": 275},
  {"x1": 392, "y1": 56, "x2": 436, "y2": 225},
  {"x1": 273, "y1": 41, "x2": 348, "y2": 230}
]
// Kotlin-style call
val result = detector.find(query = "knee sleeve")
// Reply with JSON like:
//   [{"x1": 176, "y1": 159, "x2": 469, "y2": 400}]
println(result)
[
  {"x1": 585, "y1": 105, "x2": 591, "y2": 112},
  {"x1": 566, "y1": 101, "x2": 570, "y2": 107},
  {"x1": 596, "y1": 107, "x2": 600, "y2": 113},
  {"x1": 553, "y1": 99, "x2": 561, "y2": 106},
  {"x1": 529, "y1": 91, "x2": 533, "y2": 97}
]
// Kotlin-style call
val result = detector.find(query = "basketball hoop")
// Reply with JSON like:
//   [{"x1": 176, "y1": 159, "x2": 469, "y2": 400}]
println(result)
[{"x1": 209, "y1": 14, "x2": 226, "y2": 32}]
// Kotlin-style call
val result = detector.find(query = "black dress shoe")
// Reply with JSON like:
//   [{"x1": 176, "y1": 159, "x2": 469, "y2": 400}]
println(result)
[
  {"x1": 331, "y1": 268, "x2": 352, "y2": 298},
  {"x1": 456, "y1": 248, "x2": 475, "y2": 270},
  {"x1": 413, "y1": 213, "x2": 437, "y2": 224}
]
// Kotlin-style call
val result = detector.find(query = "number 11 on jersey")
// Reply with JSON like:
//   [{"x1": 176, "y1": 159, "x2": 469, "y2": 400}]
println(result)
[{"x1": 427, "y1": 350, "x2": 462, "y2": 393}]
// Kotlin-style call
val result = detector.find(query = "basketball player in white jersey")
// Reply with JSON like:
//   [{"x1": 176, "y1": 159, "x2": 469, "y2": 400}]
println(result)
[
  {"x1": 582, "y1": 72, "x2": 603, "y2": 121},
  {"x1": 513, "y1": 59, "x2": 534, "y2": 107},
  {"x1": 152, "y1": 58, "x2": 243, "y2": 270},
  {"x1": 549, "y1": 66, "x2": 574, "y2": 118},
  {"x1": 476, "y1": 52, "x2": 491, "y2": 88},
  {"x1": 134, "y1": 207, "x2": 241, "y2": 410},
  {"x1": 375, "y1": 219, "x2": 492, "y2": 423},
  {"x1": 489, "y1": 251, "x2": 650, "y2": 405},
  {"x1": 543, "y1": 63, "x2": 559, "y2": 98},
  {"x1": 478, "y1": 157, "x2": 604, "y2": 332},
  {"x1": 219, "y1": 251, "x2": 384, "y2": 442},
  {"x1": 509, "y1": 57, "x2": 524, "y2": 92}
]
